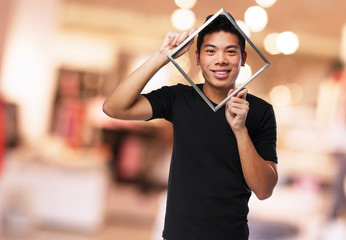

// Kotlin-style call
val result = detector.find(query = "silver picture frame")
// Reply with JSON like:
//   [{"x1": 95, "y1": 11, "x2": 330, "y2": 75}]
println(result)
[{"x1": 167, "y1": 8, "x2": 270, "y2": 112}]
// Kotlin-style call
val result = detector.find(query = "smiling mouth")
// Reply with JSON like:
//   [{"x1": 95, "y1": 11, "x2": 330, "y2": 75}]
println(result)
[{"x1": 212, "y1": 70, "x2": 231, "y2": 78}]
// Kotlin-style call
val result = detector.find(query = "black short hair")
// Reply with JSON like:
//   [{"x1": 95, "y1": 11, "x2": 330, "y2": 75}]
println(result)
[{"x1": 196, "y1": 14, "x2": 246, "y2": 55}]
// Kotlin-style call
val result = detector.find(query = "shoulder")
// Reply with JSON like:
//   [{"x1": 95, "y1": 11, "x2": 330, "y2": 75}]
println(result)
[
  {"x1": 173, "y1": 83, "x2": 195, "y2": 92},
  {"x1": 246, "y1": 93, "x2": 272, "y2": 108},
  {"x1": 164, "y1": 83, "x2": 197, "y2": 99},
  {"x1": 246, "y1": 93, "x2": 276, "y2": 125},
  {"x1": 247, "y1": 93, "x2": 274, "y2": 113},
  {"x1": 152, "y1": 83, "x2": 193, "y2": 93},
  {"x1": 141, "y1": 83, "x2": 195, "y2": 120}
]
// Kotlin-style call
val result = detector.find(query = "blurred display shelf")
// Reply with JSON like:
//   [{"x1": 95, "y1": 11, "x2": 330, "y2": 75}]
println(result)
[{"x1": 0, "y1": 145, "x2": 110, "y2": 235}]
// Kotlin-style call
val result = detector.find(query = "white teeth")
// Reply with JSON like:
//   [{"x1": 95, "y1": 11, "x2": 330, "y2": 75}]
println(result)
[{"x1": 215, "y1": 71, "x2": 227, "y2": 74}]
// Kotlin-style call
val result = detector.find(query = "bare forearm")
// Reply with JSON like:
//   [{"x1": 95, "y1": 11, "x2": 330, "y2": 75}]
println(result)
[
  {"x1": 103, "y1": 29, "x2": 195, "y2": 120},
  {"x1": 234, "y1": 128, "x2": 278, "y2": 200},
  {"x1": 103, "y1": 51, "x2": 168, "y2": 119}
]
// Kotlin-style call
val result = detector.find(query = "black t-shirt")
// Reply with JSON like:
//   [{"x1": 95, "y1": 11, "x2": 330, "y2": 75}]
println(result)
[{"x1": 143, "y1": 84, "x2": 277, "y2": 240}]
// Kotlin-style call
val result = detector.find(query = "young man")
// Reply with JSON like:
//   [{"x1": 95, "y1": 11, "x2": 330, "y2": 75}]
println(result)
[{"x1": 103, "y1": 14, "x2": 278, "y2": 240}]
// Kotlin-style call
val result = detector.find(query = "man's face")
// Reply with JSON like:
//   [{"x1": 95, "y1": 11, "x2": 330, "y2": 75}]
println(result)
[{"x1": 196, "y1": 31, "x2": 247, "y2": 90}]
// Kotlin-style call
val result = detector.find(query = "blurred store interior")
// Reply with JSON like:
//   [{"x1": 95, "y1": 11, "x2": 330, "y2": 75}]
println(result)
[{"x1": 0, "y1": 0, "x2": 346, "y2": 239}]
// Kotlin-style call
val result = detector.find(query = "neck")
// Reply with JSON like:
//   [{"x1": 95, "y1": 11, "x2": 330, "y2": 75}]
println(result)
[{"x1": 203, "y1": 83, "x2": 235, "y2": 104}]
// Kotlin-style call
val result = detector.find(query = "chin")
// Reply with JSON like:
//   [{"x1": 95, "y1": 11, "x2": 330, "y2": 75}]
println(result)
[{"x1": 208, "y1": 79, "x2": 235, "y2": 90}]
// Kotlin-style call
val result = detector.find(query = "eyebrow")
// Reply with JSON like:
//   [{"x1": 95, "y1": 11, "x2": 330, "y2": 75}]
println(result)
[{"x1": 203, "y1": 44, "x2": 239, "y2": 49}]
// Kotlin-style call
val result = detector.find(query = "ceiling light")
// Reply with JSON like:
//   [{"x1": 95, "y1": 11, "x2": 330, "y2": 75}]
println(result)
[
  {"x1": 174, "y1": 0, "x2": 197, "y2": 9},
  {"x1": 276, "y1": 31, "x2": 299, "y2": 55},
  {"x1": 255, "y1": 0, "x2": 277, "y2": 8},
  {"x1": 171, "y1": 9, "x2": 196, "y2": 30},
  {"x1": 244, "y1": 6, "x2": 268, "y2": 32}
]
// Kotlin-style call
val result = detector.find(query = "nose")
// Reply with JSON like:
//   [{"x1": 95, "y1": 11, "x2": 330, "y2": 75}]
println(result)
[{"x1": 215, "y1": 51, "x2": 228, "y2": 65}]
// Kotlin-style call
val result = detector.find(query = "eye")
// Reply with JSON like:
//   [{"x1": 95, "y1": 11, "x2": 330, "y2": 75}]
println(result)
[
  {"x1": 227, "y1": 49, "x2": 237, "y2": 54},
  {"x1": 205, "y1": 49, "x2": 215, "y2": 53}
]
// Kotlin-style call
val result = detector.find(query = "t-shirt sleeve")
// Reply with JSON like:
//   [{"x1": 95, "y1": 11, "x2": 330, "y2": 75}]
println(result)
[
  {"x1": 252, "y1": 104, "x2": 278, "y2": 163},
  {"x1": 141, "y1": 86, "x2": 174, "y2": 122}
]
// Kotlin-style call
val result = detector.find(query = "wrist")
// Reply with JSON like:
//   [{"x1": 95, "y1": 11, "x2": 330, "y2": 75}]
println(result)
[
  {"x1": 154, "y1": 50, "x2": 170, "y2": 66},
  {"x1": 233, "y1": 127, "x2": 248, "y2": 139}
]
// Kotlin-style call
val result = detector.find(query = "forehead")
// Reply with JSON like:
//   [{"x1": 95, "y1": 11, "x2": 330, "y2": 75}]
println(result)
[{"x1": 202, "y1": 31, "x2": 240, "y2": 48}]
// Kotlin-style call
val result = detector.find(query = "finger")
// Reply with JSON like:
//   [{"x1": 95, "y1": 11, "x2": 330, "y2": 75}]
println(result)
[
  {"x1": 186, "y1": 28, "x2": 197, "y2": 46},
  {"x1": 230, "y1": 102, "x2": 249, "y2": 111},
  {"x1": 184, "y1": 36, "x2": 195, "y2": 50},
  {"x1": 177, "y1": 31, "x2": 188, "y2": 45},
  {"x1": 227, "y1": 88, "x2": 235, "y2": 96},
  {"x1": 226, "y1": 89, "x2": 235, "y2": 112},
  {"x1": 169, "y1": 32, "x2": 180, "y2": 49},
  {"x1": 236, "y1": 88, "x2": 248, "y2": 100},
  {"x1": 230, "y1": 107, "x2": 247, "y2": 118},
  {"x1": 172, "y1": 31, "x2": 195, "y2": 58},
  {"x1": 228, "y1": 94, "x2": 249, "y2": 111},
  {"x1": 179, "y1": 30, "x2": 196, "y2": 51},
  {"x1": 230, "y1": 98, "x2": 249, "y2": 110},
  {"x1": 229, "y1": 100, "x2": 249, "y2": 111},
  {"x1": 162, "y1": 32, "x2": 173, "y2": 45}
]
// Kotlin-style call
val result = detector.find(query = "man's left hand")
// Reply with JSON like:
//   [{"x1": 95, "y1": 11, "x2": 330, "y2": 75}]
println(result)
[{"x1": 225, "y1": 88, "x2": 249, "y2": 132}]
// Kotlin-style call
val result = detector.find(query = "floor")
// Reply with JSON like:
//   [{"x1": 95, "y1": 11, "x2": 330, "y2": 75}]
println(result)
[{"x1": 1, "y1": 181, "x2": 346, "y2": 240}]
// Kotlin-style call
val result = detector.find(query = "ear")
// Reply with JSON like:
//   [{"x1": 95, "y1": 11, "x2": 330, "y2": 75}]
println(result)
[
  {"x1": 241, "y1": 51, "x2": 247, "y2": 67},
  {"x1": 195, "y1": 50, "x2": 200, "y2": 65}
]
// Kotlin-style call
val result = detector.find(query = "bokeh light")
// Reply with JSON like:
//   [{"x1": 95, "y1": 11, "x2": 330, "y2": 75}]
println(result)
[
  {"x1": 264, "y1": 32, "x2": 280, "y2": 55},
  {"x1": 270, "y1": 85, "x2": 292, "y2": 107},
  {"x1": 255, "y1": 0, "x2": 277, "y2": 8},
  {"x1": 277, "y1": 31, "x2": 300, "y2": 55},
  {"x1": 171, "y1": 9, "x2": 196, "y2": 30},
  {"x1": 244, "y1": 6, "x2": 268, "y2": 32},
  {"x1": 287, "y1": 83, "x2": 304, "y2": 105},
  {"x1": 174, "y1": 0, "x2": 197, "y2": 9}
]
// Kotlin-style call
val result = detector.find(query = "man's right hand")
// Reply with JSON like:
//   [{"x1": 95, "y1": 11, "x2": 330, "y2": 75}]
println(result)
[{"x1": 159, "y1": 28, "x2": 196, "y2": 59}]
